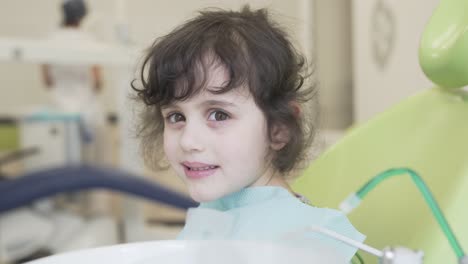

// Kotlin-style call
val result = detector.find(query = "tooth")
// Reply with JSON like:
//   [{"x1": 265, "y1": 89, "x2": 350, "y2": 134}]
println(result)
[{"x1": 188, "y1": 165, "x2": 218, "y2": 171}]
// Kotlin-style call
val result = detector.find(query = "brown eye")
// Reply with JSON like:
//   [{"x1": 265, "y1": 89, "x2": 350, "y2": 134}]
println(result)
[
  {"x1": 167, "y1": 113, "x2": 185, "y2": 123},
  {"x1": 208, "y1": 110, "x2": 229, "y2": 121}
]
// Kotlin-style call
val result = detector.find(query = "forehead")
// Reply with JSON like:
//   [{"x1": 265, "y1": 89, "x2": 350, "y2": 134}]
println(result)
[
  {"x1": 204, "y1": 61, "x2": 230, "y2": 89},
  {"x1": 170, "y1": 59, "x2": 251, "y2": 105},
  {"x1": 170, "y1": 56, "x2": 227, "y2": 97},
  {"x1": 169, "y1": 86, "x2": 251, "y2": 108}
]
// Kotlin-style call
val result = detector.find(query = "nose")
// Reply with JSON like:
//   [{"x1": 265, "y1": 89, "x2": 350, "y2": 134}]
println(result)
[{"x1": 179, "y1": 121, "x2": 205, "y2": 153}]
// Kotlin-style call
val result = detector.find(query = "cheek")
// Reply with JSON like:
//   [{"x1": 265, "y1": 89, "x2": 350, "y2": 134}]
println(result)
[
  {"x1": 163, "y1": 130, "x2": 177, "y2": 161},
  {"x1": 220, "y1": 122, "x2": 269, "y2": 165}
]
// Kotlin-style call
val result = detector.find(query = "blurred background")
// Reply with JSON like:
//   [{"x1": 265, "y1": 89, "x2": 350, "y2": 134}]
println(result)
[{"x1": 2, "y1": 0, "x2": 456, "y2": 263}]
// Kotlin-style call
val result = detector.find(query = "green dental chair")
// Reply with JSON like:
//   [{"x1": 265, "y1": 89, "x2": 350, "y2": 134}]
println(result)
[{"x1": 292, "y1": 0, "x2": 468, "y2": 263}]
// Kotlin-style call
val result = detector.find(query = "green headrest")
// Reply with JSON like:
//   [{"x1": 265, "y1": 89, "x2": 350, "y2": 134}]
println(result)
[{"x1": 419, "y1": 0, "x2": 468, "y2": 89}]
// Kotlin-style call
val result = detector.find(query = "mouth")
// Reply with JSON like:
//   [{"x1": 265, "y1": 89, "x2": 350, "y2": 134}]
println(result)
[
  {"x1": 181, "y1": 162, "x2": 219, "y2": 179},
  {"x1": 182, "y1": 161, "x2": 219, "y2": 170},
  {"x1": 184, "y1": 165, "x2": 219, "y2": 171}
]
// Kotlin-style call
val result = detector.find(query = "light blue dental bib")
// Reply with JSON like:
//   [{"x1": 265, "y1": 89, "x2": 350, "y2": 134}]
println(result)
[{"x1": 178, "y1": 186, "x2": 365, "y2": 261}]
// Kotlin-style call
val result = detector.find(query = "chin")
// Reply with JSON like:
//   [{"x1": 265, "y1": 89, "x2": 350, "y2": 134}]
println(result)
[{"x1": 188, "y1": 188, "x2": 224, "y2": 203}]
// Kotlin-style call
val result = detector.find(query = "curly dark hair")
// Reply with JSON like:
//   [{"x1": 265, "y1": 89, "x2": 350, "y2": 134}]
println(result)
[{"x1": 132, "y1": 6, "x2": 317, "y2": 175}]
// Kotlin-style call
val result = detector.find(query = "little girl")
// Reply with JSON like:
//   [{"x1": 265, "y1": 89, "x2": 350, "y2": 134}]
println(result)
[{"x1": 132, "y1": 6, "x2": 364, "y2": 262}]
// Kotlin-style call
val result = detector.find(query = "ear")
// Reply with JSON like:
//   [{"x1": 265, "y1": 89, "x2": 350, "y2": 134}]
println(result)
[
  {"x1": 270, "y1": 101, "x2": 301, "y2": 151},
  {"x1": 290, "y1": 101, "x2": 301, "y2": 117},
  {"x1": 270, "y1": 123, "x2": 289, "y2": 150}
]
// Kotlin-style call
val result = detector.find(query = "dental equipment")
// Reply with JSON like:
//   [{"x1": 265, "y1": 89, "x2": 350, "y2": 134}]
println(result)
[
  {"x1": 333, "y1": 231, "x2": 424, "y2": 264},
  {"x1": 0, "y1": 165, "x2": 197, "y2": 213},
  {"x1": 340, "y1": 168, "x2": 467, "y2": 264},
  {"x1": 0, "y1": 165, "x2": 197, "y2": 263},
  {"x1": 23, "y1": 240, "x2": 350, "y2": 264},
  {"x1": 286, "y1": 225, "x2": 424, "y2": 264}
]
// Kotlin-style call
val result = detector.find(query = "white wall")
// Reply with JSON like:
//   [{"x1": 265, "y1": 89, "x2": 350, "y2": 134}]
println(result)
[
  {"x1": 0, "y1": 0, "x2": 313, "y2": 116},
  {"x1": 0, "y1": 1, "x2": 58, "y2": 114},
  {"x1": 352, "y1": 0, "x2": 440, "y2": 122},
  {"x1": 314, "y1": 0, "x2": 352, "y2": 130}
]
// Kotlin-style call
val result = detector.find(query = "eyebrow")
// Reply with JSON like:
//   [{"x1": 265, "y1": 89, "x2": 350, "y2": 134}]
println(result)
[
  {"x1": 201, "y1": 99, "x2": 237, "y2": 108},
  {"x1": 160, "y1": 99, "x2": 238, "y2": 111}
]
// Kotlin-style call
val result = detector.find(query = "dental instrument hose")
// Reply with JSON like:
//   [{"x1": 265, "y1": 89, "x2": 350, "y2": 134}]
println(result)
[{"x1": 340, "y1": 168, "x2": 466, "y2": 263}]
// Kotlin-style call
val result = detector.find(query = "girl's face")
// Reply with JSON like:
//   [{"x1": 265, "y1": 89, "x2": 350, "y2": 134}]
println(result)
[{"x1": 162, "y1": 64, "x2": 276, "y2": 202}]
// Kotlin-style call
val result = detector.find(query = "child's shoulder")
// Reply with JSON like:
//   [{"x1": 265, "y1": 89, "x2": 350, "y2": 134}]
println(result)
[
  {"x1": 200, "y1": 186, "x2": 348, "y2": 222},
  {"x1": 274, "y1": 192, "x2": 345, "y2": 220},
  {"x1": 238, "y1": 187, "x2": 346, "y2": 222}
]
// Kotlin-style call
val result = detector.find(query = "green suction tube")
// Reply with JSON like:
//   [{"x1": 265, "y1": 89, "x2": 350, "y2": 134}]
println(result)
[{"x1": 355, "y1": 168, "x2": 465, "y2": 260}]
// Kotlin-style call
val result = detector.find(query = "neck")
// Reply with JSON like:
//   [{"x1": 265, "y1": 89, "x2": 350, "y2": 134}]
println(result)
[
  {"x1": 250, "y1": 168, "x2": 294, "y2": 195},
  {"x1": 267, "y1": 173, "x2": 294, "y2": 194}
]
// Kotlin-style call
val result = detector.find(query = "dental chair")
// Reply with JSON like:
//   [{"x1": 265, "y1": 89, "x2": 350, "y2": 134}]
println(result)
[{"x1": 292, "y1": 0, "x2": 468, "y2": 263}]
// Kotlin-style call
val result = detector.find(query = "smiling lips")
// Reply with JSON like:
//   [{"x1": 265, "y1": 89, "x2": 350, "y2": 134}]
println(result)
[{"x1": 182, "y1": 162, "x2": 219, "y2": 179}]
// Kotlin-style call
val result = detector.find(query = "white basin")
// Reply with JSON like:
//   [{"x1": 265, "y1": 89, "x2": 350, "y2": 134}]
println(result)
[{"x1": 26, "y1": 240, "x2": 347, "y2": 264}]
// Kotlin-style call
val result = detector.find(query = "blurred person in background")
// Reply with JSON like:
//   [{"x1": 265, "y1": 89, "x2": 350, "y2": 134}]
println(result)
[
  {"x1": 41, "y1": 0, "x2": 111, "y2": 214},
  {"x1": 41, "y1": 0, "x2": 106, "y2": 165}
]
